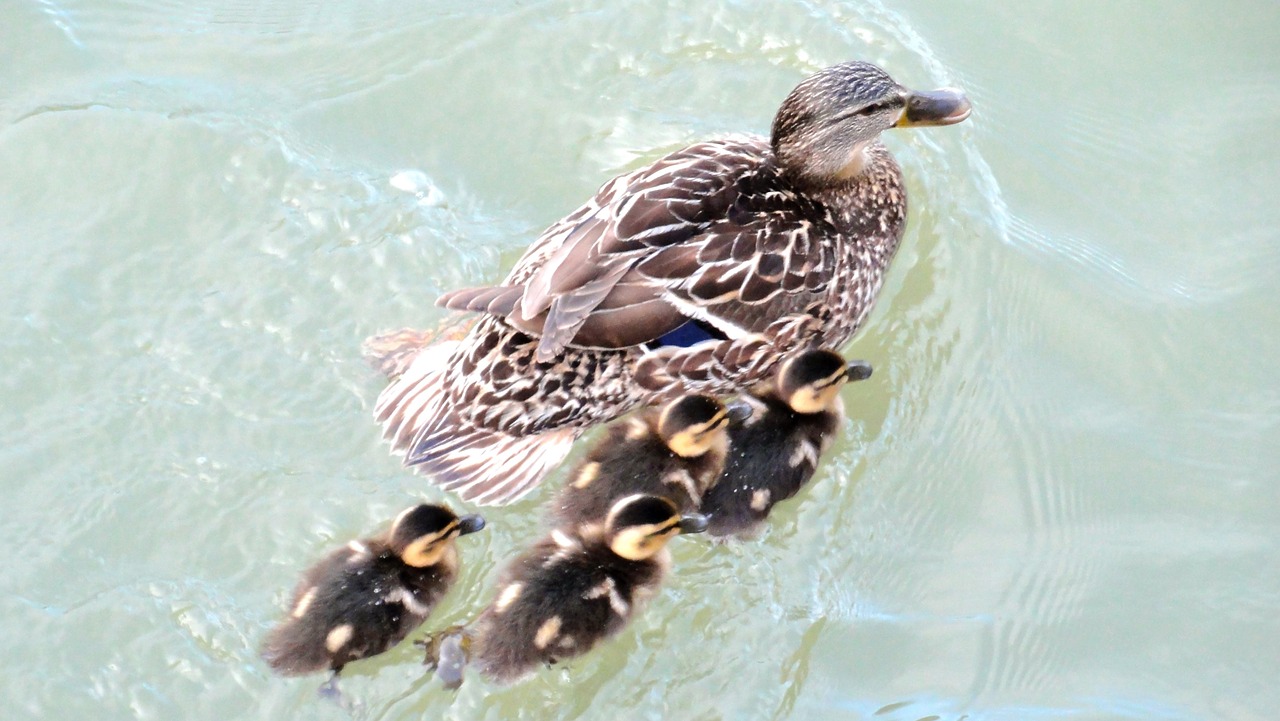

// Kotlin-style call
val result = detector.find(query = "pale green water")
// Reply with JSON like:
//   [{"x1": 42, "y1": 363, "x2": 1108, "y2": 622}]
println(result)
[{"x1": 2, "y1": 1, "x2": 1278, "y2": 719}]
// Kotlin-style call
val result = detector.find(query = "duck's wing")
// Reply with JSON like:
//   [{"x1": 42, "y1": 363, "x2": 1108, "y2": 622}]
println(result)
[{"x1": 438, "y1": 136, "x2": 775, "y2": 360}]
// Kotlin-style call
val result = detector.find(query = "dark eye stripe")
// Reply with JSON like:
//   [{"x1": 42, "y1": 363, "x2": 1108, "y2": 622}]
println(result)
[
  {"x1": 646, "y1": 521, "x2": 679, "y2": 537},
  {"x1": 830, "y1": 98, "x2": 902, "y2": 124}
]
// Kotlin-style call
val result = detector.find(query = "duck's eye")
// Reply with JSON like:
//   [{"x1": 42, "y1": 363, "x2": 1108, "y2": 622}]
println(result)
[{"x1": 858, "y1": 101, "x2": 890, "y2": 115}]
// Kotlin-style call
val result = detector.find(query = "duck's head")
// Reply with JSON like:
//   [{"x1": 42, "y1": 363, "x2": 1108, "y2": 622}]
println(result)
[
  {"x1": 389, "y1": 504, "x2": 486, "y2": 568},
  {"x1": 771, "y1": 61, "x2": 970, "y2": 187},
  {"x1": 605, "y1": 494, "x2": 708, "y2": 561},
  {"x1": 778, "y1": 349, "x2": 871, "y2": 414},
  {"x1": 657, "y1": 394, "x2": 737, "y2": 458}
]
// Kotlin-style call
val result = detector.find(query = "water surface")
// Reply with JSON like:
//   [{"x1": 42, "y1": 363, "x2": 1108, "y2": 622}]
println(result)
[{"x1": 2, "y1": 1, "x2": 1277, "y2": 720}]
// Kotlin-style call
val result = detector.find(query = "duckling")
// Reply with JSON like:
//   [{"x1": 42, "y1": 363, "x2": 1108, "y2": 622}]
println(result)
[
  {"x1": 262, "y1": 503, "x2": 485, "y2": 692},
  {"x1": 471, "y1": 494, "x2": 707, "y2": 684},
  {"x1": 700, "y1": 349, "x2": 872, "y2": 539},
  {"x1": 548, "y1": 394, "x2": 744, "y2": 529}
]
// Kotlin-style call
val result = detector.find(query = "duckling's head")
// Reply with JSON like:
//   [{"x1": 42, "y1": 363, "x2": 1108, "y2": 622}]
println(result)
[
  {"x1": 605, "y1": 494, "x2": 708, "y2": 561},
  {"x1": 389, "y1": 504, "x2": 486, "y2": 568},
  {"x1": 777, "y1": 349, "x2": 865, "y2": 414},
  {"x1": 657, "y1": 394, "x2": 733, "y2": 458},
  {"x1": 771, "y1": 61, "x2": 970, "y2": 188}
]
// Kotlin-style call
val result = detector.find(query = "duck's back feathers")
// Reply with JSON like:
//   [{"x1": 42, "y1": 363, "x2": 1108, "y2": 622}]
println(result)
[
  {"x1": 436, "y1": 285, "x2": 524, "y2": 318},
  {"x1": 513, "y1": 137, "x2": 768, "y2": 359}
]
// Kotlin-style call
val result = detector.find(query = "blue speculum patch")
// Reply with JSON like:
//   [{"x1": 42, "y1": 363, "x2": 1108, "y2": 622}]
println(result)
[{"x1": 654, "y1": 319, "x2": 726, "y2": 348}]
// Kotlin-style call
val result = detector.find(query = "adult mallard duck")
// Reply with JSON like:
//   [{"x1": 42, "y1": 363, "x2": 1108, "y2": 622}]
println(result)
[{"x1": 370, "y1": 60, "x2": 970, "y2": 504}]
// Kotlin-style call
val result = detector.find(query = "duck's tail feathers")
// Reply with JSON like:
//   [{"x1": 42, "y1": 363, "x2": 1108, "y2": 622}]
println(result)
[
  {"x1": 373, "y1": 340, "x2": 461, "y2": 452},
  {"x1": 372, "y1": 340, "x2": 575, "y2": 505},
  {"x1": 406, "y1": 420, "x2": 577, "y2": 505},
  {"x1": 363, "y1": 318, "x2": 479, "y2": 380}
]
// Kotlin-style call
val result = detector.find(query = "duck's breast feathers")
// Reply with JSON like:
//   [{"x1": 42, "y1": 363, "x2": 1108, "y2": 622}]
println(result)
[{"x1": 436, "y1": 135, "x2": 845, "y2": 358}]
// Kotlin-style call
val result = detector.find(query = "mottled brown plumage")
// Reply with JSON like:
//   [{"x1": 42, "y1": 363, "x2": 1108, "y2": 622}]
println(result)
[{"x1": 371, "y1": 61, "x2": 970, "y2": 504}]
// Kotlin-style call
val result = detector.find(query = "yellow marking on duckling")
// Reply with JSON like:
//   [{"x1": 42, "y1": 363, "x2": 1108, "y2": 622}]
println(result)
[
  {"x1": 665, "y1": 415, "x2": 729, "y2": 458},
  {"x1": 346, "y1": 540, "x2": 370, "y2": 561},
  {"x1": 750, "y1": 489, "x2": 771, "y2": 512},
  {"x1": 609, "y1": 522, "x2": 677, "y2": 561},
  {"x1": 625, "y1": 418, "x2": 650, "y2": 440},
  {"x1": 572, "y1": 462, "x2": 601, "y2": 489},
  {"x1": 401, "y1": 534, "x2": 453, "y2": 568},
  {"x1": 325, "y1": 624, "x2": 354, "y2": 653},
  {"x1": 662, "y1": 468, "x2": 699, "y2": 500},
  {"x1": 583, "y1": 576, "x2": 630, "y2": 617},
  {"x1": 292, "y1": 587, "x2": 318, "y2": 619},
  {"x1": 550, "y1": 529, "x2": 578, "y2": 549},
  {"x1": 385, "y1": 586, "x2": 431, "y2": 617},
  {"x1": 544, "y1": 529, "x2": 584, "y2": 567},
  {"x1": 495, "y1": 583, "x2": 523, "y2": 613},
  {"x1": 789, "y1": 439, "x2": 819, "y2": 468},
  {"x1": 786, "y1": 371, "x2": 846, "y2": 414},
  {"x1": 534, "y1": 616, "x2": 562, "y2": 649}
]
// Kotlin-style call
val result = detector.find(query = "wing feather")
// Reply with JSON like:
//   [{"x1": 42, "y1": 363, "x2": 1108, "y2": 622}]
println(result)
[{"x1": 429, "y1": 135, "x2": 840, "y2": 358}]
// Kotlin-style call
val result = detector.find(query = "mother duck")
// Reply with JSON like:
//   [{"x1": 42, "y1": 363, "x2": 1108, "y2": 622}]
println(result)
[{"x1": 371, "y1": 61, "x2": 969, "y2": 505}]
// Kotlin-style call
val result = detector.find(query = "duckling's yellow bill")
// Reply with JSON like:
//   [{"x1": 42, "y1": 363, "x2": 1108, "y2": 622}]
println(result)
[{"x1": 896, "y1": 88, "x2": 972, "y2": 127}]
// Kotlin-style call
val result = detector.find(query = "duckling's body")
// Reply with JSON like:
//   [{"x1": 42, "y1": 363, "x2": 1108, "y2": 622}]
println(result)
[
  {"x1": 472, "y1": 495, "x2": 706, "y2": 684},
  {"x1": 701, "y1": 351, "x2": 870, "y2": 539},
  {"x1": 549, "y1": 395, "x2": 734, "y2": 528},
  {"x1": 262, "y1": 505, "x2": 485, "y2": 678},
  {"x1": 370, "y1": 61, "x2": 970, "y2": 505}
]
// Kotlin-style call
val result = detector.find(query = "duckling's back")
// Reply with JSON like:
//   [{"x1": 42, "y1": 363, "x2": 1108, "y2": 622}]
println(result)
[
  {"x1": 472, "y1": 535, "x2": 664, "y2": 684},
  {"x1": 262, "y1": 544, "x2": 447, "y2": 675},
  {"x1": 550, "y1": 418, "x2": 723, "y2": 528},
  {"x1": 702, "y1": 395, "x2": 842, "y2": 538}
]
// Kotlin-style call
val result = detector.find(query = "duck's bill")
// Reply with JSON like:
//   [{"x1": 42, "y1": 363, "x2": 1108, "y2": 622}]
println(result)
[
  {"x1": 724, "y1": 398, "x2": 755, "y2": 426},
  {"x1": 677, "y1": 513, "x2": 709, "y2": 535},
  {"x1": 845, "y1": 360, "x2": 874, "y2": 382},
  {"x1": 457, "y1": 514, "x2": 487, "y2": 535},
  {"x1": 897, "y1": 88, "x2": 971, "y2": 127}
]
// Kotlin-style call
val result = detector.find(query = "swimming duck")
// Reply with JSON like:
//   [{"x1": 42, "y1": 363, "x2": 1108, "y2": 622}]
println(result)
[
  {"x1": 261, "y1": 504, "x2": 485, "y2": 691},
  {"x1": 548, "y1": 394, "x2": 743, "y2": 529},
  {"x1": 372, "y1": 61, "x2": 970, "y2": 505},
  {"x1": 470, "y1": 494, "x2": 707, "y2": 684},
  {"x1": 700, "y1": 349, "x2": 870, "y2": 539}
]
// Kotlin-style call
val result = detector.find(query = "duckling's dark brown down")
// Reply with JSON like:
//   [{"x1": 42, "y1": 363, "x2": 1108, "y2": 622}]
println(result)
[
  {"x1": 548, "y1": 409, "x2": 724, "y2": 528},
  {"x1": 262, "y1": 542, "x2": 455, "y2": 675},
  {"x1": 701, "y1": 394, "x2": 842, "y2": 538},
  {"x1": 470, "y1": 532, "x2": 664, "y2": 684}
]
